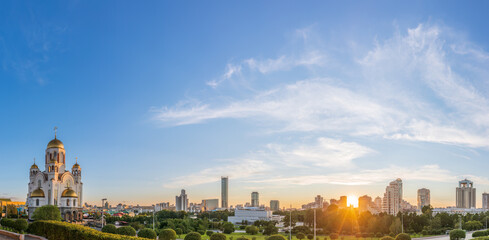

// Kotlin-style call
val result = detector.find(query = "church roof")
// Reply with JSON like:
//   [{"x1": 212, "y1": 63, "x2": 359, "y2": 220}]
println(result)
[
  {"x1": 47, "y1": 138, "x2": 64, "y2": 149},
  {"x1": 31, "y1": 188, "x2": 45, "y2": 198}
]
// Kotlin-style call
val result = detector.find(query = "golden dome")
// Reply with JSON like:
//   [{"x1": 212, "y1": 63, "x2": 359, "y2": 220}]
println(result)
[
  {"x1": 72, "y1": 163, "x2": 81, "y2": 169},
  {"x1": 47, "y1": 138, "x2": 64, "y2": 149},
  {"x1": 61, "y1": 188, "x2": 78, "y2": 198},
  {"x1": 31, "y1": 188, "x2": 45, "y2": 198},
  {"x1": 30, "y1": 163, "x2": 39, "y2": 169}
]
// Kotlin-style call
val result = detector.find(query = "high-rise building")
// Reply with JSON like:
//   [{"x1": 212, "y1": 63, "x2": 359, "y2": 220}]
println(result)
[
  {"x1": 374, "y1": 196, "x2": 382, "y2": 210},
  {"x1": 456, "y1": 179, "x2": 476, "y2": 209},
  {"x1": 339, "y1": 196, "x2": 347, "y2": 208},
  {"x1": 483, "y1": 193, "x2": 489, "y2": 209},
  {"x1": 221, "y1": 176, "x2": 229, "y2": 209},
  {"x1": 417, "y1": 188, "x2": 430, "y2": 210},
  {"x1": 270, "y1": 200, "x2": 280, "y2": 211},
  {"x1": 176, "y1": 189, "x2": 188, "y2": 211},
  {"x1": 315, "y1": 195, "x2": 324, "y2": 208},
  {"x1": 251, "y1": 192, "x2": 259, "y2": 207},
  {"x1": 382, "y1": 178, "x2": 403, "y2": 215},
  {"x1": 358, "y1": 195, "x2": 372, "y2": 212},
  {"x1": 202, "y1": 199, "x2": 219, "y2": 211}
]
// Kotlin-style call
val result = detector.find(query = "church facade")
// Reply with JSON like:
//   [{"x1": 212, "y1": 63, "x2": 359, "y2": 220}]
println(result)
[{"x1": 27, "y1": 133, "x2": 83, "y2": 221}]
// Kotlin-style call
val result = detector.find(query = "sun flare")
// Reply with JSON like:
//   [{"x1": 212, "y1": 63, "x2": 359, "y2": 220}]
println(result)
[{"x1": 347, "y1": 195, "x2": 358, "y2": 208}]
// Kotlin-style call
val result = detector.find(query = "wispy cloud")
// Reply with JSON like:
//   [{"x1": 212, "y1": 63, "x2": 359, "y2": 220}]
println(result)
[{"x1": 154, "y1": 23, "x2": 489, "y2": 149}]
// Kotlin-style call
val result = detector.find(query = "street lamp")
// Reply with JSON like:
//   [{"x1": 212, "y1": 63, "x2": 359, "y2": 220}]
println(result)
[
  {"x1": 101, "y1": 198, "x2": 107, "y2": 228},
  {"x1": 152, "y1": 204, "x2": 155, "y2": 231}
]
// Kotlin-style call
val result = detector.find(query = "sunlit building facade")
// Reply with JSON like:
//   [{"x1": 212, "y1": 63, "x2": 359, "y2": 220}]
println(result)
[
  {"x1": 456, "y1": 179, "x2": 476, "y2": 209},
  {"x1": 382, "y1": 178, "x2": 403, "y2": 215},
  {"x1": 221, "y1": 176, "x2": 229, "y2": 209},
  {"x1": 417, "y1": 188, "x2": 430, "y2": 210},
  {"x1": 251, "y1": 192, "x2": 259, "y2": 207}
]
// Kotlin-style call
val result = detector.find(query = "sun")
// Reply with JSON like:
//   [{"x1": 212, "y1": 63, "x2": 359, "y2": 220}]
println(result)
[{"x1": 347, "y1": 195, "x2": 358, "y2": 208}]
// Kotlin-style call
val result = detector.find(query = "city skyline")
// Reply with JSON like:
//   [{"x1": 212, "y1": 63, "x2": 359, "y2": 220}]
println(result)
[{"x1": 3, "y1": 1, "x2": 489, "y2": 208}]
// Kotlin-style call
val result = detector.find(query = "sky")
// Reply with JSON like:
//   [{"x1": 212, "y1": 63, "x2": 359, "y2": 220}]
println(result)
[{"x1": 1, "y1": 1, "x2": 489, "y2": 208}]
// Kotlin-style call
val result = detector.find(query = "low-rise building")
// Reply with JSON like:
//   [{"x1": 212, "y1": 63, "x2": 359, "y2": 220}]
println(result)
[{"x1": 227, "y1": 207, "x2": 272, "y2": 224}]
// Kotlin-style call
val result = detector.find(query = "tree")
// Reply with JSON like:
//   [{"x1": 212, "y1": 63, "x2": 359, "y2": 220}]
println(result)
[
  {"x1": 32, "y1": 205, "x2": 61, "y2": 221},
  {"x1": 246, "y1": 225, "x2": 259, "y2": 235},
  {"x1": 160, "y1": 229, "x2": 177, "y2": 240},
  {"x1": 130, "y1": 222, "x2": 144, "y2": 231},
  {"x1": 210, "y1": 233, "x2": 227, "y2": 240},
  {"x1": 185, "y1": 232, "x2": 202, "y2": 240},
  {"x1": 307, "y1": 234, "x2": 313, "y2": 240},
  {"x1": 449, "y1": 229, "x2": 465, "y2": 240},
  {"x1": 7, "y1": 205, "x2": 18, "y2": 218},
  {"x1": 355, "y1": 233, "x2": 362, "y2": 239},
  {"x1": 222, "y1": 222, "x2": 235, "y2": 234},
  {"x1": 207, "y1": 231, "x2": 214, "y2": 237},
  {"x1": 395, "y1": 233, "x2": 411, "y2": 240},
  {"x1": 175, "y1": 228, "x2": 183, "y2": 236},
  {"x1": 463, "y1": 220, "x2": 483, "y2": 231},
  {"x1": 297, "y1": 233, "x2": 306, "y2": 240},
  {"x1": 389, "y1": 219, "x2": 402, "y2": 235},
  {"x1": 139, "y1": 228, "x2": 157, "y2": 239},
  {"x1": 263, "y1": 223, "x2": 278, "y2": 235},
  {"x1": 267, "y1": 235, "x2": 287, "y2": 240},
  {"x1": 101, "y1": 224, "x2": 117, "y2": 234},
  {"x1": 116, "y1": 226, "x2": 137, "y2": 236}
]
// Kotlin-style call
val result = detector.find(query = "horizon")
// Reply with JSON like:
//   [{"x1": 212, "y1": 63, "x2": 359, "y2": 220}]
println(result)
[{"x1": 2, "y1": 1, "x2": 489, "y2": 210}]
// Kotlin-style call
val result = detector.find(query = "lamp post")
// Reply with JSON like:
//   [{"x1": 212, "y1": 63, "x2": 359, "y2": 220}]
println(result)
[
  {"x1": 101, "y1": 198, "x2": 107, "y2": 228},
  {"x1": 289, "y1": 205, "x2": 292, "y2": 240},
  {"x1": 152, "y1": 204, "x2": 155, "y2": 231}
]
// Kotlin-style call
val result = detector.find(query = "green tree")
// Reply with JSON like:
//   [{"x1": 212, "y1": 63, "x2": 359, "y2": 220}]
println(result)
[
  {"x1": 206, "y1": 230, "x2": 214, "y2": 237},
  {"x1": 263, "y1": 223, "x2": 278, "y2": 235},
  {"x1": 307, "y1": 234, "x2": 313, "y2": 240},
  {"x1": 297, "y1": 233, "x2": 306, "y2": 240},
  {"x1": 185, "y1": 232, "x2": 202, "y2": 240},
  {"x1": 130, "y1": 222, "x2": 144, "y2": 231},
  {"x1": 160, "y1": 228, "x2": 177, "y2": 240},
  {"x1": 101, "y1": 224, "x2": 117, "y2": 233},
  {"x1": 175, "y1": 228, "x2": 183, "y2": 236},
  {"x1": 116, "y1": 226, "x2": 137, "y2": 236},
  {"x1": 210, "y1": 233, "x2": 227, "y2": 240},
  {"x1": 139, "y1": 228, "x2": 157, "y2": 239},
  {"x1": 246, "y1": 225, "x2": 259, "y2": 235},
  {"x1": 267, "y1": 235, "x2": 287, "y2": 240},
  {"x1": 389, "y1": 219, "x2": 402, "y2": 235},
  {"x1": 6, "y1": 205, "x2": 18, "y2": 218},
  {"x1": 449, "y1": 229, "x2": 465, "y2": 240},
  {"x1": 395, "y1": 233, "x2": 411, "y2": 240},
  {"x1": 222, "y1": 222, "x2": 235, "y2": 234},
  {"x1": 32, "y1": 205, "x2": 61, "y2": 221}
]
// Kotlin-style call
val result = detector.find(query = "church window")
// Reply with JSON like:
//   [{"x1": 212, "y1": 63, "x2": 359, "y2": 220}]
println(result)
[
  {"x1": 73, "y1": 199, "x2": 76, "y2": 206},
  {"x1": 67, "y1": 199, "x2": 70, "y2": 206},
  {"x1": 36, "y1": 199, "x2": 39, "y2": 206}
]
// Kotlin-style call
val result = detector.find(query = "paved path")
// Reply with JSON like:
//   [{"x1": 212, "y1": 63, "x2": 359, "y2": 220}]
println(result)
[{"x1": 0, "y1": 235, "x2": 15, "y2": 240}]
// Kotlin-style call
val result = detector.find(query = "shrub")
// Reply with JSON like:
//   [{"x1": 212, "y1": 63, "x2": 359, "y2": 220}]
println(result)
[
  {"x1": 267, "y1": 235, "x2": 287, "y2": 240},
  {"x1": 252, "y1": 237, "x2": 257, "y2": 240},
  {"x1": 297, "y1": 233, "x2": 306, "y2": 240},
  {"x1": 131, "y1": 222, "x2": 144, "y2": 231},
  {"x1": 240, "y1": 225, "x2": 246, "y2": 230},
  {"x1": 12, "y1": 219, "x2": 28, "y2": 232},
  {"x1": 449, "y1": 229, "x2": 465, "y2": 240},
  {"x1": 355, "y1": 233, "x2": 362, "y2": 239},
  {"x1": 381, "y1": 237, "x2": 394, "y2": 240},
  {"x1": 139, "y1": 228, "x2": 157, "y2": 239},
  {"x1": 0, "y1": 218, "x2": 14, "y2": 228},
  {"x1": 362, "y1": 233, "x2": 369, "y2": 238},
  {"x1": 211, "y1": 233, "x2": 227, "y2": 240},
  {"x1": 473, "y1": 231, "x2": 488, "y2": 237},
  {"x1": 32, "y1": 205, "x2": 62, "y2": 221},
  {"x1": 198, "y1": 230, "x2": 206, "y2": 235},
  {"x1": 307, "y1": 234, "x2": 314, "y2": 240},
  {"x1": 175, "y1": 228, "x2": 183, "y2": 235},
  {"x1": 237, "y1": 237, "x2": 249, "y2": 240},
  {"x1": 330, "y1": 233, "x2": 339, "y2": 240},
  {"x1": 207, "y1": 230, "x2": 214, "y2": 237},
  {"x1": 376, "y1": 233, "x2": 383, "y2": 238},
  {"x1": 117, "y1": 226, "x2": 137, "y2": 236},
  {"x1": 160, "y1": 229, "x2": 177, "y2": 240},
  {"x1": 185, "y1": 232, "x2": 202, "y2": 240},
  {"x1": 27, "y1": 220, "x2": 145, "y2": 239},
  {"x1": 246, "y1": 225, "x2": 259, "y2": 235},
  {"x1": 395, "y1": 233, "x2": 410, "y2": 240},
  {"x1": 102, "y1": 224, "x2": 117, "y2": 234}
]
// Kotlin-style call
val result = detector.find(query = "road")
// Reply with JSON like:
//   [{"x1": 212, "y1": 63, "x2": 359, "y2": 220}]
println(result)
[{"x1": 413, "y1": 231, "x2": 478, "y2": 240}]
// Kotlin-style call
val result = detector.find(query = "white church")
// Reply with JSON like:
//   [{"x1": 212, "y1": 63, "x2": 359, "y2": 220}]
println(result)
[{"x1": 27, "y1": 130, "x2": 83, "y2": 222}]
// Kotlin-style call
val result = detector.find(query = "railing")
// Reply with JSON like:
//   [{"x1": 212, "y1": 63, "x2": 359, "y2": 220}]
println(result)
[{"x1": 0, "y1": 230, "x2": 47, "y2": 240}]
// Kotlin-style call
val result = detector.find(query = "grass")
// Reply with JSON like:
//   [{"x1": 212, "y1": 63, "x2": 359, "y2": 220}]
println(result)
[{"x1": 177, "y1": 232, "x2": 436, "y2": 240}]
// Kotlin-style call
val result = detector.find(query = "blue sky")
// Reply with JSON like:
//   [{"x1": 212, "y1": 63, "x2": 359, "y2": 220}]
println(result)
[{"x1": 2, "y1": 1, "x2": 489, "y2": 208}]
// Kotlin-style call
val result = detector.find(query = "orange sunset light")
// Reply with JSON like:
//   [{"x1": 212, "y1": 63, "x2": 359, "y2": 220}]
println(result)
[{"x1": 346, "y1": 195, "x2": 358, "y2": 208}]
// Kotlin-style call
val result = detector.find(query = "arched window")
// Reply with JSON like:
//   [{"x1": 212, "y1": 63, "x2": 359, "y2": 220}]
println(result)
[
  {"x1": 67, "y1": 199, "x2": 70, "y2": 206},
  {"x1": 36, "y1": 199, "x2": 39, "y2": 206},
  {"x1": 73, "y1": 199, "x2": 76, "y2": 206}
]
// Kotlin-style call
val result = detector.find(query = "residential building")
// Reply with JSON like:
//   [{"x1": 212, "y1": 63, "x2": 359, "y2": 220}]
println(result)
[
  {"x1": 270, "y1": 200, "x2": 280, "y2": 211},
  {"x1": 456, "y1": 179, "x2": 476, "y2": 209},
  {"x1": 358, "y1": 195, "x2": 372, "y2": 212},
  {"x1": 221, "y1": 176, "x2": 229, "y2": 209},
  {"x1": 483, "y1": 193, "x2": 489, "y2": 210},
  {"x1": 417, "y1": 188, "x2": 430, "y2": 210},
  {"x1": 315, "y1": 195, "x2": 324, "y2": 208},
  {"x1": 176, "y1": 189, "x2": 188, "y2": 211},
  {"x1": 202, "y1": 199, "x2": 219, "y2": 211},
  {"x1": 382, "y1": 178, "x2": 403, "y2": 215},
  {"x1": 251, "y1": 192, "x2": 259, "y2": 207},
  {"x1": 374, "y1": 196, "x2": 382, "y2": 210}
]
